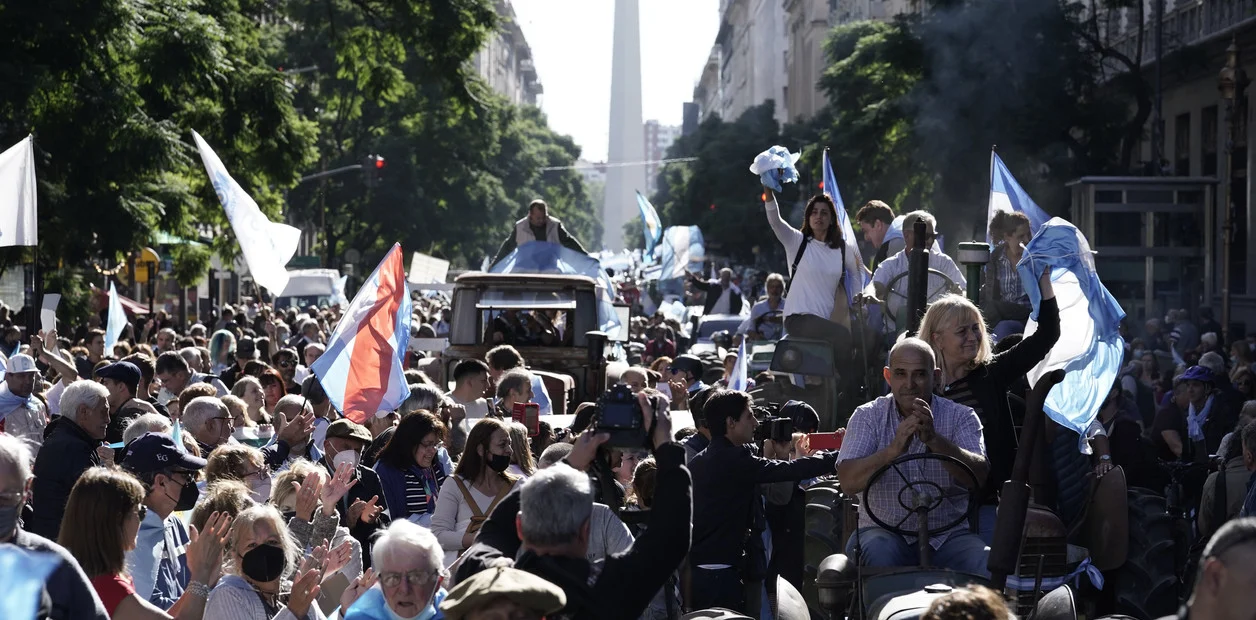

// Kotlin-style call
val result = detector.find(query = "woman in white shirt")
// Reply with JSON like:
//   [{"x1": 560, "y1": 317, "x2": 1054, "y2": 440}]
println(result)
[
  {"x1": 763, "y1": 188, "x2": 863, "y2": 346},
  {"x1": 430, "y1": 418, "x2": 519, "y2": 567}
]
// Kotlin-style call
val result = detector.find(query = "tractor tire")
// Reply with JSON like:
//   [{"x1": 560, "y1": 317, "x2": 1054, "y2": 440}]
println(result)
[{"x1": 1110, "y1": 489, "x2": 1178, "y2": 620}]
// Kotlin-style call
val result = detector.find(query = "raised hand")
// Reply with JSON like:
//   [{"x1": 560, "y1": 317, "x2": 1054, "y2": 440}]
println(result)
[
  {"x1": 321, "y1": 539, "x2": 355, "y2": 578},
  {"x1": 348, "y1": 495, "x2": 383, "y2": 525},
  {"x1": 320, "y1": 461, "x2": 358, "y2": 516},
  {"x1": 187, "y1": 511, "x2": 232, "y2": 587},
  {"x1": 286, "y1": 556, "x2": 323, "y2": 619},
  {"x1": 293, "y1": 474, "x2": 323, "y2": 522},
  {"x1": 340, "y1": 568, "x2": 378, "y2": 612}
]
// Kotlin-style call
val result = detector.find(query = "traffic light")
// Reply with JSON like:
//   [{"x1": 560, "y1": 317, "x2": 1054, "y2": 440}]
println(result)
[{"x1": 362, "y1": 155, "x2": 385, "y2": 187}]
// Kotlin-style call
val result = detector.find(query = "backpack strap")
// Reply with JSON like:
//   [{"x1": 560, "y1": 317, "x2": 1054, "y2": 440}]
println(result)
[{"x1": 783, "y1": 235, "x2": 810, "y2": 298}]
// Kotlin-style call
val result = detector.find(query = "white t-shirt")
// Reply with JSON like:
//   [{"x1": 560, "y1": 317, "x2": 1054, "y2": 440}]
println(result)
[
  {"x1": 765, "y1": 198, "x2": 862, "y2": 320},
  {"x1": 871, "y1": 249, "x2": 968, "y2": 323}
]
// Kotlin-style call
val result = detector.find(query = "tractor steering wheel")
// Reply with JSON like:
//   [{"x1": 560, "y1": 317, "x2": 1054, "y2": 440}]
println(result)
[
  {"x1": 881, "y1": 269, "x2": 963, "y2": 333},
  {"x1": 862, "y1": 452, "x2": 980, "y2": 538}
]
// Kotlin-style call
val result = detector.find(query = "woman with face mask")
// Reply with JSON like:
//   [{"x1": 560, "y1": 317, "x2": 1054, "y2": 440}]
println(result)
[
  {"x1": 270, "y1": 461, "x2": 363, "y2": 617},
  {"x1": 373, "y1": 412, "x2": 450, "y2": 527},
  {"x1": 59, "y1": 466, "x2": 232, "y2": 620},
  {"x1": 430, "y1": 418, "x2": 519, "y2": 567},
  {"x1": 204, "y1": 444, "x2": 272, "y2": 500},
  {"x1": 207, "y1": 504, "x2": 348, "y2": 620}
]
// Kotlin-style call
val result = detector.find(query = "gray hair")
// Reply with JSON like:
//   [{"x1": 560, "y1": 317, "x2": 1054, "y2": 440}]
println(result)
[
  {"x1": 537, "y1": 443, "x2": 574, "y2": 469},
  {"x1": 371, "y1": 519, "x2": 447, "y2": 576},
  {"x1": 496, "y1": 369, "x2": 532, "y2": 401},
  {"x1": 0, "y1": 432, "x2": 33, "y2": 481},
  {"x1": 122, "y1": 413, "x2": 172, "y2": 446},
  {"x1": 274, "y1": 394, "x2": 312, "y2": 419},
  {"x1": 59, "y1": 380, "x2": 109, "y2": 423},
  {"x1": 399, "y1": 383, "x2": 446, "y2": 416},
  {"x1": 519, "y1": 463, "x2": 594, "y2": 546},
  {"x1": 1202, "y1": 332, "x2": 1220, "y2": 348},
  {"x1": 902, "y1": 210, "x2": 937, "y2": 236},
  {"x1": 1199, "y1": 351, "x2": 1226, "y2": 378},
  {"x1": 184, "y1": 396, "x2": 228, "y2": 434}
]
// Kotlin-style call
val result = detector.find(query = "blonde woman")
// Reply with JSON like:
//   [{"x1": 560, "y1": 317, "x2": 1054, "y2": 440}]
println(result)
[
  {"x1": 916, "y1": 266, "x2": 1057, "y2": 543},
  {"x1": 206, "y1": 505, "x2": 342, "y2": 620},
  {"x1": 505, "y1": 421, "x2": 536, "y2": 479},
  {"x1": 232, "y1": 376, "x2": 271, "y2": 425},
  {"x1": 205, "y1": 444, "x2": 271, "y2": 503},
  {"x1": 430, "y1": 418, "x2": 518, "y2": 566}
]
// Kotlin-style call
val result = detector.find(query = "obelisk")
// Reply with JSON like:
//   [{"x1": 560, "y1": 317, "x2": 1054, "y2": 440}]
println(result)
[{"x1": 603, "y1": 0, "x2": 645, "y2": 251}]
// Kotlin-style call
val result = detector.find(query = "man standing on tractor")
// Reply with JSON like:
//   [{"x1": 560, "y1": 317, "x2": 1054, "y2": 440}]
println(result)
[
  {"x1": 492, "y1": 199, "x2": 588, "y2": 265},
  {"x1": 836, "y1": 338, "x2": 990, "y2": 575}
]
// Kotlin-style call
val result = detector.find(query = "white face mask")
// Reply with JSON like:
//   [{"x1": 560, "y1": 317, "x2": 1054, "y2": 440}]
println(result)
[
  {"x1": 249, "y1": 476, "x2": 272, "y2": 504},
  {"x1": 331, "y1": 446, "x2": 360, "y2": 471}
]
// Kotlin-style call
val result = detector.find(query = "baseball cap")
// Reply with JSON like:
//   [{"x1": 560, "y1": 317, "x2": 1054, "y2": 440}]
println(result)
[
  {"x1": 669, "y1": 354, "x2": 704, "y2": 379},
  {"x1": 6, "y1": 354, "x2": 38, "y2": 374},
  {"x1": 324, "y1": 419, "x2": 373, "y2": 446},
  {"x1": 236, "y1": 338, "x2": 257, "y2": 359},
  {"x1": 780, "y1": 400, "x2": 820, "y2": 434},
  {"x1": 439, "y1": 566, "x2": 566, "y2": 620},
  {"x1": 118, "y1": 432, "x2": 207, "y2": 474},
  {"x1": 96, "y1": 361, "x2": 141, "y2": 392}
]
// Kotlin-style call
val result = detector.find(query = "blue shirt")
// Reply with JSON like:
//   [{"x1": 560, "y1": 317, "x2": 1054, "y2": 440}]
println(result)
[{"x1": 125, "y1": 509, "x2": 191, "y2": 608}]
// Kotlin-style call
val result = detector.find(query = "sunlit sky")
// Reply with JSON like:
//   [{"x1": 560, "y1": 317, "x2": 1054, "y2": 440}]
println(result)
[{"x1": 512, "y1": 0, "x2": 721, "y2": 162}]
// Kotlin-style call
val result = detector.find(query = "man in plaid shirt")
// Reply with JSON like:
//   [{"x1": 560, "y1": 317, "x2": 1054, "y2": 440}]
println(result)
[{"x1": 836, "y1": 338, "x2": 990, "y2": 575}]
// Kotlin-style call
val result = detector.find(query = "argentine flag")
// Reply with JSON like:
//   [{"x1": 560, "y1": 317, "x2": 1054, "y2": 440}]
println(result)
[
  {"x1": 658, "y1": 226, "x2": 705, "y2": 280},
  {"x1": 988, "y1": 151, "x2": 1051, "y2": 243},
  {"x1": 104, "y1": 283, "x2": 127, "y2": 353},
  {"x1": 821, "y1": 149, "x2": 868, "y2": 305},
  {"x1": 728, "y1": 338, "x2": 748, "y2": 391},
  {"x1": 636, "y1": 191, "x2": 663, "y2": 260}
]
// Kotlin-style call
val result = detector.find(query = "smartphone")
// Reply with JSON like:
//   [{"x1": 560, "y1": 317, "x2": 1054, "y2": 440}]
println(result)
[
  {"x1": 807, "y1": 431, "x2": 844, "y2": 452},
  {"x1": 512, "y1": 402, "x2": 541, "y2": 437}
]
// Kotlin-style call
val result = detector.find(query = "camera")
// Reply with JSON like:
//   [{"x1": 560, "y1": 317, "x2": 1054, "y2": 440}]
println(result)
[
  {"x1": 595, "y1": 383, "x2": 651, "y2": 448},
  {"x1": 752, "y1": 404, "x2": 794, "y2": 444}
]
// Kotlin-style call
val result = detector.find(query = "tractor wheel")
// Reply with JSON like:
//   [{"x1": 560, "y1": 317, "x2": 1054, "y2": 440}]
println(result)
[{"x1": 1110, "y1": 489, "x2": 1178, "y2": 620}]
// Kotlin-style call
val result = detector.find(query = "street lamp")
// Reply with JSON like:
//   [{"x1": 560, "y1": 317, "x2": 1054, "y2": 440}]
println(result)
[{"x1": 1218, "y1": 36, "x2": 1249, "y2": 345}]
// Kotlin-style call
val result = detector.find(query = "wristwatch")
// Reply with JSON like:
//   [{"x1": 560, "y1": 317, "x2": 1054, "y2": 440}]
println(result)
[{"x1": 1099, "y1": 455, "x2": 1112, "y2": 462}]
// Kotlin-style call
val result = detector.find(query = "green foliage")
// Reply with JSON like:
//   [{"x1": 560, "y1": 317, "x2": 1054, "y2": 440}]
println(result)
[
  {"x1": 1, "y1": 0, "x2": 588, "y2": 315},
  {"x1": 169, "y1": 243, "x2": 212, "y2": 288}
]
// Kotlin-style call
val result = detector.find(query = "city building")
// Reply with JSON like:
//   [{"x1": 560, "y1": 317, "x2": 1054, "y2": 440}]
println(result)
[
  {"x1": 472, "y1": 0, "x2": 543, "y2": 106},
  {"x1": 704, "y1": 0, "x2": 788, "y2": 125},
  {"x1": 1094, "y1": 1, "x2": 1256, "y2": 326},
  {"x1": 644, "y1": 120, "x2": 682, "y2": 195}
]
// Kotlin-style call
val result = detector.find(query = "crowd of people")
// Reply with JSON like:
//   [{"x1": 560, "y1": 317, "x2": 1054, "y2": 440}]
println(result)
[{"x1": 5, "y1": 193, "x2": 1256, "y2": 620}]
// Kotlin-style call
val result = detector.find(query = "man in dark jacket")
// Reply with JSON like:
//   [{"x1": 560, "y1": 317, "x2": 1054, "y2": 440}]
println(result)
[
  {"x1": 96, "y1": 361, "x2": 158, "y2": 444},
  {"x1": 688, "y1": 389, "x2": 841, "y2": 614},
  {"x1": 28, "y1": 380, "x2": 112, "y2": 540},
  {"x1": 457, "y1": 394, "x2": 690, "y2": 620},
  {"x1": 688, "y1": 269, "x2": 744, "y2": 316},
  {"x1": 319, "y1": 419, "x2": 389, "y2": 569}
]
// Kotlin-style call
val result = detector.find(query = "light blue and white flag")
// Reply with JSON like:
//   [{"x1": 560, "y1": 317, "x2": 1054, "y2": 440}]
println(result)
[
  {"x1": 192, "y1": 131, "x2": 301, "y2": 293},
  {"x1": 0, "y1": 545, "x2": 60, "y2": 620},
  {"x1": 822, "y1": 149, "x2": 868, "y2": 305},
  {"x1": 105, "y1": 282, "x2": 126, "y2": 352},
  {"x1": 636, "y1": 191, "x2": 663, "y2": 259},
  {"x1": 988, "y1": 151, "x2": 1051, "y2": 243},
  {"x1": 1020, "y1": 218, "x2": 1125, "y2": 451},
  {"x1": 728, "y1": 337, "x2": 748, "y2": 392},
  {"x1": 658, "y1": 225, "x2": 705, "y2": 280}
]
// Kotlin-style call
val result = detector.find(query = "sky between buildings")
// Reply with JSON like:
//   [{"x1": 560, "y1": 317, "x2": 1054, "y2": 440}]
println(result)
[{"x1": 512, "y1": 0, "x2": 720, "y2": 163}]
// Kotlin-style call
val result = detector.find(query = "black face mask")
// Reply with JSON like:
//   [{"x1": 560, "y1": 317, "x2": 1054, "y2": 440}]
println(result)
[
  {"x1": 488, "y1": 453, "x2": 511, "y2": 473},
  {"x1": 240, "y1": 543, "x2": 287, "y2": 583},
  {"x1": 165, "y1": 477, "x2": 200, "y2": 512}
]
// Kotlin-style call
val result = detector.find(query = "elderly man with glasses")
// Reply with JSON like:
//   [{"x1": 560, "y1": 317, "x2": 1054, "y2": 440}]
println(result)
[
  {"x1": 866, "y1": 210, "x2": 967, "y2": 331},
  {"x1": 335, "y1": 520, "x2": 451, "y2": 619}
]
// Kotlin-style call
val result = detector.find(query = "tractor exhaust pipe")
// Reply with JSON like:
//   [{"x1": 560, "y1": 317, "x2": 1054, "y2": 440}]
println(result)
[
  {"x1": 906, "y1": 219, "x2": 929, "y2": 335},
  {"x1": 987, "y1": 369, "x2": 1066, "y2": 591}
]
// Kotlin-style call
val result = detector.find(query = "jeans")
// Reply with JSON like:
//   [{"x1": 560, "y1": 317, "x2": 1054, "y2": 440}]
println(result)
[
  {"x1": 845, "y1": 527, "x2": 990, "y2": 577},
  {"x1": 690, "y1": 566, "x2": 745, "y2": 613},
  {"x1": 977, "y1": 504, "x2": 997, "y2": 546}
]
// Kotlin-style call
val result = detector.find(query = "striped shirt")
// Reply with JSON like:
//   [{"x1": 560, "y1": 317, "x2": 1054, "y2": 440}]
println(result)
[
  {"x1": 996, "y1": 251, "x2": 1028, "y2": 305},
  {"x1": 405, "y1": 466, "x2": 447, "y2": 518}
]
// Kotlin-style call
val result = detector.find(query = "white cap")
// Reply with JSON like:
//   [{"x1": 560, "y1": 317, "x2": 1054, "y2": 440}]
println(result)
[{"x1": 6, "y1": 354, "x2": 38, "y2": 374}]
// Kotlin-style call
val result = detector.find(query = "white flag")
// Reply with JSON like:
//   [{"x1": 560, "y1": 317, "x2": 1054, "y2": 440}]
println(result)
[
  {"x1": 105, "y1": 283, "x2": 126, "y2": 352},
  {"x1": 192, "y1": 131, "x2": 300, "y2": 293},
  {"x1": 0, "y1": 135, "x2": 38, "y2": 247}
]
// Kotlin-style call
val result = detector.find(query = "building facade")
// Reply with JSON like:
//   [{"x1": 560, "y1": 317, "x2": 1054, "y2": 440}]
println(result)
[
  {"x1": 472, "y1": 0, "x2": 543, "y2": 106},
  {"x1": 691, "y1": 0, "x2": 787, "y2": 124},
  {"x1": 644, "y1": 120, "x2": 682, "y2": 195}
]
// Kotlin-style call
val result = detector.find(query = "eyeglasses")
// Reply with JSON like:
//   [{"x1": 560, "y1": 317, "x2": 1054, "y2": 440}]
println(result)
[
  {"x1": 419, "y1": 439, "x2": 444, "y2": 450},
  {"x1": 210, "y1": 416, "x2": 234, "y2": 426},
  {"x1": 379, "y1": 569, "x2": 440, "y2": 589},
  {"x1": 0, "y1": 491, "x2": 25, "y2": 508}
]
